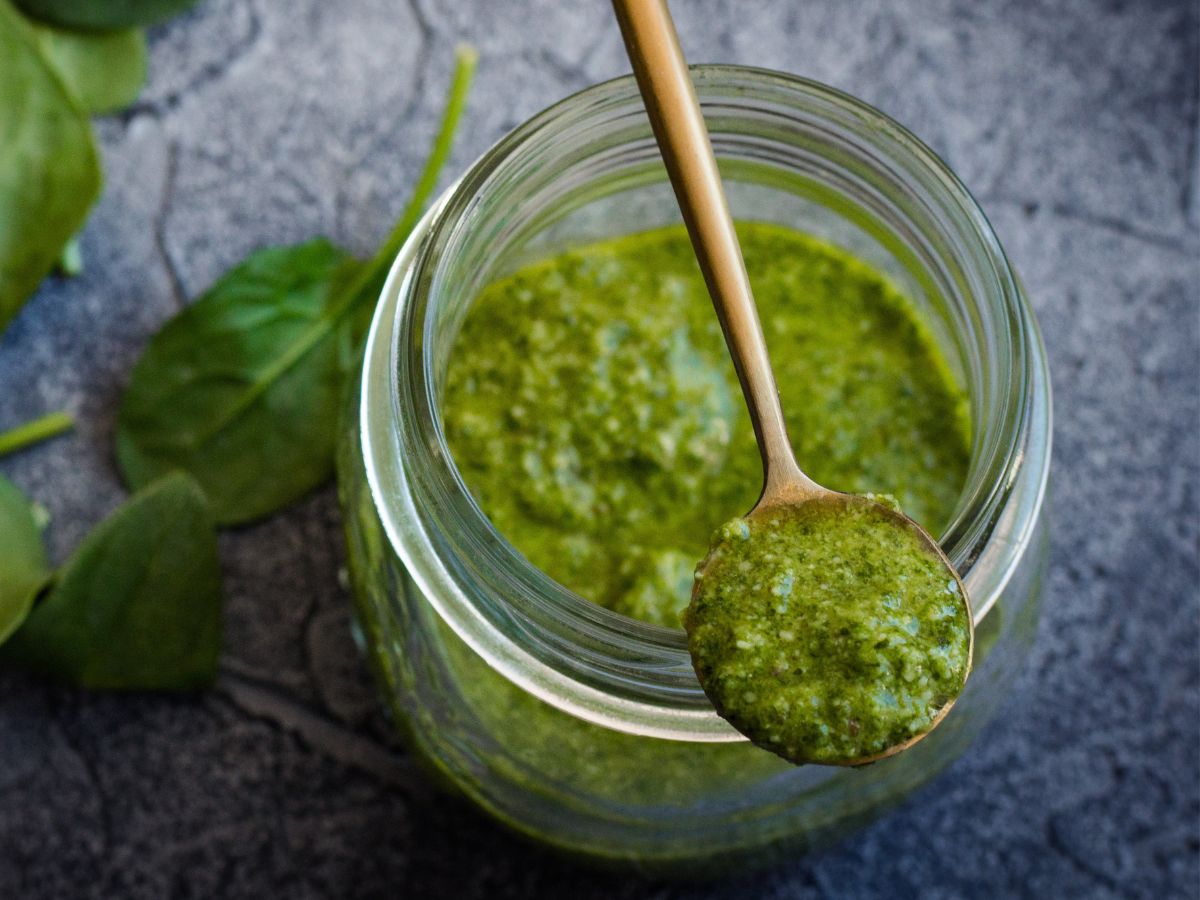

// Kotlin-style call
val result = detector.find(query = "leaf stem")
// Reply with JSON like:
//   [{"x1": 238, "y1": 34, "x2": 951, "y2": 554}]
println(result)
[
  {"x1": 338, "y1": 43, "x2": 479, "y2": 309},
  {"x1": 0, "y1": 411, "x2": 74, "y2": 458},
  {"x1": 365, "y1": 44, "x2": 479, "y2": 279},
  {"x1": 57, "y1": 236, "x2": 83, "y2": 277}
]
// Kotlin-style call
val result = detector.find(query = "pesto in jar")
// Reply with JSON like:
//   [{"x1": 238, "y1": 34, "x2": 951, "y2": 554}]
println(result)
[
  {"x1": 442, "y1": 222, "x2": 970, "y2": 628},
  {"x1": 686, "y1": 502, "x2": 971, "y2": 765}
]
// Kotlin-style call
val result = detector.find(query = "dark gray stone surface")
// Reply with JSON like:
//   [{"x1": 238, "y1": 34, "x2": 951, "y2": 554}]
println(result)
[{"x1": 1, "y1": 0, "x2": 1197, "y2": 896}]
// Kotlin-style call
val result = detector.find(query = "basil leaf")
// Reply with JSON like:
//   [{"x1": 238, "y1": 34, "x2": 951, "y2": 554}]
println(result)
[
  {"x1": 115, "y1": 47, "x2": 477, "y2": 525},
  {"x1": 0, "y1": 0, "x2": 101, "y2": 335},
  {"x1": 0, "y1": 472, "x2": 223, "y2": 690},
  {"x1": 15, "y1": 0, "x2": 196, "y2": 30},
  {"x1": 116, "y1": 240, "x2": 366, "y2": 524},
  {"x1": 32, "y1": 22, "x2": 146, "y2": 115},
  {"x1": 0, "y1": 475, "x2": 51, "y2": 645}
]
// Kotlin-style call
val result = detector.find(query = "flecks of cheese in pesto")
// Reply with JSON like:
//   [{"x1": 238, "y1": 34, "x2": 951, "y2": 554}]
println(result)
[
  {"x1": 442, "y1": 223, "x2": 970, "y2": 628},
  {"x1": 685, "y1": 501, "x2": 971, "y2": 765}
]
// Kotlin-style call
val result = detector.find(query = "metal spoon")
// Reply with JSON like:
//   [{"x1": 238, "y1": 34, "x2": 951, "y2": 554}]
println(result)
[{"x1": 611, "y1": 0, "x2": 974, "y2": 764}]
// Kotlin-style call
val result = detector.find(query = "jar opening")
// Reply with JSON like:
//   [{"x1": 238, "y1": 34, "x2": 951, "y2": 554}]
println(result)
[{"x1": 366, "y1": 66, "x2": 1044, "y2": 739}]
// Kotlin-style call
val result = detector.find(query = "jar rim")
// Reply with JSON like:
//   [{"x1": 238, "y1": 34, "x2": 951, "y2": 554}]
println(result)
[{"x1": 362, "y1": 65, "x2": 1051, "y2": 740}]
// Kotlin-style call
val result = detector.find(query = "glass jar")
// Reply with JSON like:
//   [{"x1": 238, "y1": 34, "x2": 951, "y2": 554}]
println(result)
[{"x1": 336, "y1": 66, "x2": 1051, "y2": 874}]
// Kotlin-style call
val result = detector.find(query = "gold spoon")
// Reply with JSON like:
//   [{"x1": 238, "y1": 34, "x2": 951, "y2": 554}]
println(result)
[{"x1": 612, "y1": 0, "x2": 973, "y2": 764}]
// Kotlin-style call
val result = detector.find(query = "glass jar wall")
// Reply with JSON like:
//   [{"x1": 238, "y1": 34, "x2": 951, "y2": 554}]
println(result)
[{"x1": 336, "y1": 67, "x2": 1051, "y2": 873}]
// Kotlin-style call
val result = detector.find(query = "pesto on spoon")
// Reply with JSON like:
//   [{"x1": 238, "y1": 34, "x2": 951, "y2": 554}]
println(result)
[{"x1": 613, "y1": 0, "x2": 974, "y2": 765}]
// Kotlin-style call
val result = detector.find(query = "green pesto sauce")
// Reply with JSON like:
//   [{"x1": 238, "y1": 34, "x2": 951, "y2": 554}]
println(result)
[
  {"x1": 686, "y1": 502, "x2": 971, "y2": 765},
  {"x1": 443, "y1": 222, "x2": 970, "y2": 629}
]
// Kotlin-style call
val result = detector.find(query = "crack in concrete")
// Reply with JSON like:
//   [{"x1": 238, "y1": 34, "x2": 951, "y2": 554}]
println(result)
[
  {"x1": 533, "y1": 47, "x2": 591, "y2": 90},
  {"x1": 153, "y1": 141, "x2": 189, "y2": 310},
  {"x1": 1181, "y1": 59, "x2": 1199, "y2": 228},
  {"x1": 407, "y1": 0, "x2": 435, "y2": 43},
  {"x1": 120, "y1": 1, "x2": 265, "y2": 124},
  {"x1": 214, "y1": 669, "x2": 429, "y2": 798},
  {"x1": 981, "y1": 194, "x2": 1194, "y2": 255},
  {"x1": 138, "y1": 819, "x2": 267, "y2": 873},
  {"x1": 332, "y1": 0, "x2": 432, "y2": 244},
  {"x1": 295, "y1": 518, "x2": 330, "y2": 705},
  {"x1": 981, "y1": 126, "x2": 1022, "y2": 201},
  {"x1": 1044, "y1": 202, "x2": 1192, "y2": 254},
  {"x1": 275, "y1": 168, "x2": 328, "y2": 224}
]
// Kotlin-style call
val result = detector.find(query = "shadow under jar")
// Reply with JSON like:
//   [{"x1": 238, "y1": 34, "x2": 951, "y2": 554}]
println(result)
[{"x1": 336, "y1": 66, "x2": 1052, "y2": 874}]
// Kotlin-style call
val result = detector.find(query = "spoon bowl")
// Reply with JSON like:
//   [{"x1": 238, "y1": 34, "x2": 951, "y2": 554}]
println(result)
[{"x1": 718, "y1": 490, "x2": 974, "y2": 766}]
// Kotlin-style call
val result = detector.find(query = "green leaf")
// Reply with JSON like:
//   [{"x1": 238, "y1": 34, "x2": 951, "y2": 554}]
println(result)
[
  {"x1": 115, "y1": 47, "x2": 478, "y2": 524},
  {"x1": 0, "y1": 0, "x2": 101, "y2": 335},
  {"x1": 116, "y1": 240, "x2": 365, "y2": 524},
  {"x1": 32, "y1": 22, "x2": 146, "y2": 115},
  {"x1": 15, "y1": 0, "x2": 197, "y2": 30},
  {"x1": 1, "y1": 472, "x2": 223, "y2": 690},
  {"x1": 0, "y1": 410, "x2": 74, "y2": 457},
  {"x1": 0, "y1": 475, "x2": 51, "y2": 645}
]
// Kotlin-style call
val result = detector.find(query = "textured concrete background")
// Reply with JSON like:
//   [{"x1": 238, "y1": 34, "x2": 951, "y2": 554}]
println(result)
[{"x1": 1, "y1": 0, "x2": 1197, "y2": 897}]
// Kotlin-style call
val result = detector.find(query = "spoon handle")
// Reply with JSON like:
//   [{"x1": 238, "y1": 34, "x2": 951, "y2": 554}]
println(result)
[{"x1": 612, "y1": 0, "x2": 812, "y2": 499}]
